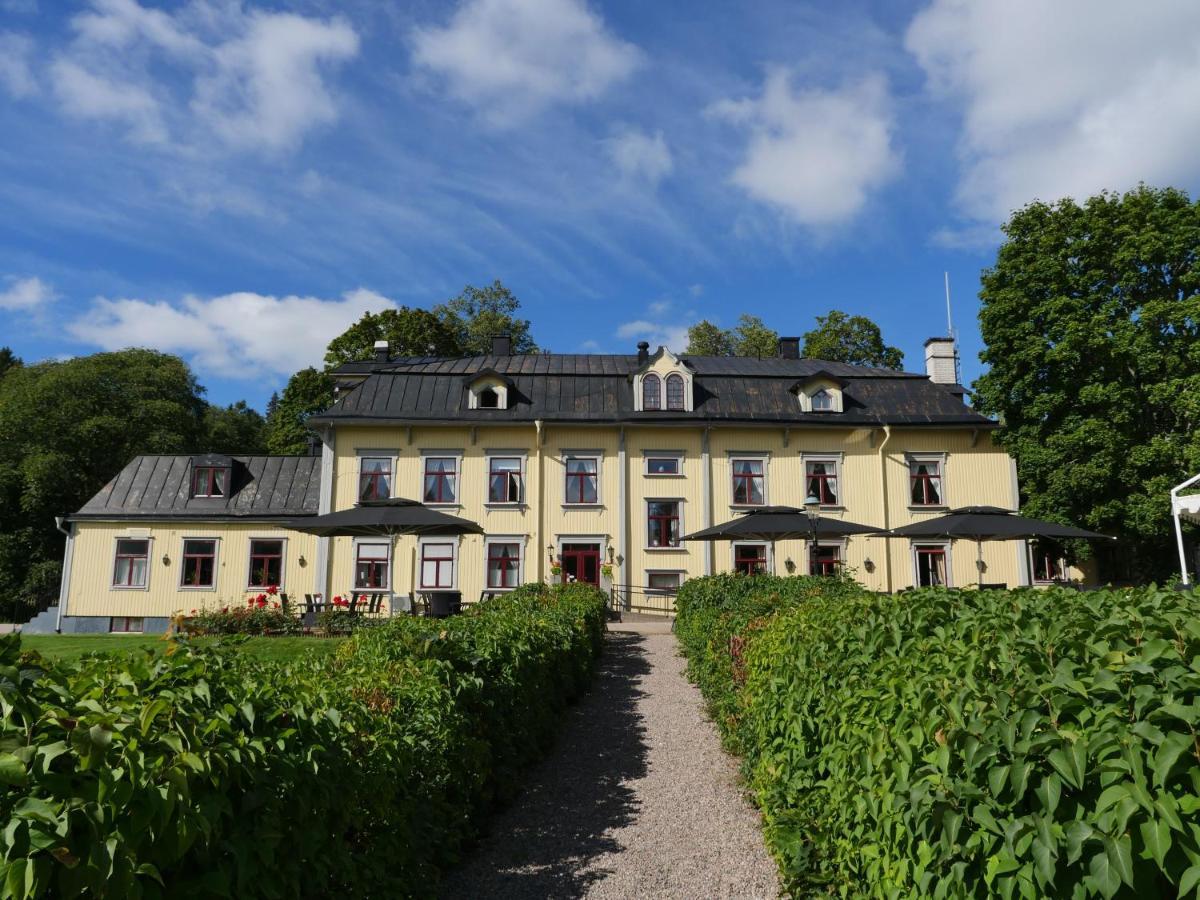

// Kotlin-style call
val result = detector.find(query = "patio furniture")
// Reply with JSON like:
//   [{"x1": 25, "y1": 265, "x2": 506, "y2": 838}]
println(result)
[
  {"x1": 365, "y1": 594, "x2": 385, "y2": 617},
  {"x1": 478, "y1": 590, "x2": 504, "y2": 603},
  {"x1": 423, "y1": 591, "x2": 462, "y2": 618}
]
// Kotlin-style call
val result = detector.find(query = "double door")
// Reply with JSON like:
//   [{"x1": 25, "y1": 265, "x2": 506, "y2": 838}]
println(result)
[{"x1": 560, "y1": 542, "x2": 600, "y2": 586}]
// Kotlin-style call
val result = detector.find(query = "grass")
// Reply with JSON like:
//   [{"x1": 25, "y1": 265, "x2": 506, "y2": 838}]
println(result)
[{"x1": 21, "y1": 633, "x2": 345, "y2": 663}]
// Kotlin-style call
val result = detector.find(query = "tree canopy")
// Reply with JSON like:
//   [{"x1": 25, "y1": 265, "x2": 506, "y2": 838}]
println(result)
[
  {"x1": 202, "y1": 401, "x2": 267, "y2": 455},
  {"x1": 685, "y1": 314, "x2": 779, "y2": 357},
  {"x1": 973, "y1": 185, "x2": 1200, "y2": 581},
  {"x1": 802, "y1": 310, "x2": 904, "y2": 370},
  {"x1": 684, "y1": 320, "x2": 736, "y2": 356},
  {"x1": 264, "y1": 367, "x2": 335, "y2": 456},
  {"x1": 0, "y1": 348, "x2": 20, "y2": 380},
  {"x1": 440, "y1": 280, "x2": 537, "y2": 355}
]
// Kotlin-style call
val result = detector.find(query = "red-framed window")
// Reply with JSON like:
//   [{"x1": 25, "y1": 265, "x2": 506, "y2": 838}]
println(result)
[
  {"x1": 358, "y1": 457, "x2": 392, "y2": 501},
  {"x1": 734, "y1": 543, "x2": 767, "y2": 575},
  {"x1": 647, "y1": 501, "x2": 680, "y2": 548},
  {"x1": 811, "y1": 390, "x2": 834, "y2": 411},
  {"x1": 423, "y1": 457, "x2": 458, "y2": 504},
  {"x1": 565, "y1": 456, "x2": 599, "y2": 504},
  {"x1": 1030, "y1": 540, "x2": 1066, "y2": 583},
  {"x1": 191, "y1": 466, "x2": 228, "y2": 498},
  {"x1": 487, "y1": 542, "x2": 521, "y2": 589},
  {"x1": 731, "y1": 458, "x2": 765, "y2": 505},
  {"x1": 248, "y1": 539, "x2": 283, "y2": 588},
  {"x1": 810, "y1": 544, "x2": 841, "y2": 576},
  {"x1": 665, "y1": 374, "x2": 685, "y2": 410},
  {"x1": 643, "y1": 374, "x2": 661, "y2": 410},
  {"x1": 806, "y1": 460, "x2": 839, "y2": 505},
  {"x1": 180, "y1": 539, "x2": 216, "y2": 588},
  {"x1": 488, "y1": 457, "x2": 523, "y2": 503},
  {"x1": 112, "y1": 539, "x2": 149, "y2": 588},
  {"x1": 110, "y1": 616, "x2": 144, "y2": 633},
  {"x1": 910, "y1": 459, "x2": 943, "y2": 506},
  {"x1": 420, "y1": 542, "x2": 455, "y2": 589},
  {"x1": 355, "y1": 542, "x2": 389, "y2": 589},
  {"x1": 915, "y1": 544, "x2": 948, "y2": 586}
]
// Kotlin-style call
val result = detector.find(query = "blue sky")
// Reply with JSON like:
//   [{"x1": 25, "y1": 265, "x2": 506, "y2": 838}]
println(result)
[{"x1": 2, "y1": 0, "x2": 1199, "y2": 409}]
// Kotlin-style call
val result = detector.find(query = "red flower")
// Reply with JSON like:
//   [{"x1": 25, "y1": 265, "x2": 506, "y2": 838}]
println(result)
[
  {"x1": 190, "y1": 609, "x2": 196, "y2": 615},
  {"x1": 272, "y1": 602, "x2": 279, "y2": 609},
  {"x1": 267, "y1": 584, "x2": 278, "y2": 596},
  {"x1": 247, "y1": 597, "x2": 255, "y2": 606},
  {"x1": 222, "y1": 606, "x2": 228, "y2": 613},
  {"x1": 257, "y1": 597, "x2": 268, "y2": 608}
]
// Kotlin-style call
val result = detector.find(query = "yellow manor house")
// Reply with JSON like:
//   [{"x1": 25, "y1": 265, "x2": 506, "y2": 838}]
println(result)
[{"x1": 43, "y1": 335, "x2": 1084, "y2": 634}]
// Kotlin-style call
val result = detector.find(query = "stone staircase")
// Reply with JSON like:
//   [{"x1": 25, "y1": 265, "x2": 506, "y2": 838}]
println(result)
[{"x1": 20, "y1": 606, "x2": 59, "y2": 634}]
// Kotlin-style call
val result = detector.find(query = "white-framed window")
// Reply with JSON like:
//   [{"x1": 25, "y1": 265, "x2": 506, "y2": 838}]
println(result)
[
  {"x1": 730, "y1": 456, "x2": 767, "y2": 506},
  {"x1": 247, "y1": 538, "x2": 286, "y2": 589},
  {"x1": 908, "y1": 454, "x2": 947, "y2": 507},
  {"x1": 645, "y1": 571, "x2": 683, "y2": 594},
  {"x1": 665, "y1": 374, "x2": 686, "y2": 410},
  {"x1": 796, "y1": 381, "x2": 844, "y2": 413},
  {"x1": 633, "y1": 352, "x2": 693, "y2": 412},
  {"x1": 811, "y1": 389, "x2": 834, "y2": 411},
  {"x1": 646, "y1": 499, "x2": 683, "y2": 549},
  {"x1": 732, "y1": 542, "x2": 771, "y2": 575},
  {"x1": 1029, "y1": 540, "x2": 1067, "y2": 583},
  {"x1": 112, "y1": 538, "x2": 151, "y2": 590},
  {"x1": 642, "y1": 373, "x2": 662, "y2": 410},
  {"x1": 913, "y1": 542, "x2": 951, "y2": 587},
  {"x1": 803, "y1": 454, "x2": 842, "y2": 507},
  {"x1": 485, "y1": 537, "x2": 524, "y2": 590},
  {"x1": 563, "y1": 452, "x2": 601, "y2": 505},
  {"x1": 419, "y1": 538, "x2": 458, "y2": 590},
  {"x1": 422, "y1": 451, "x2": 463, "y2": 505},
  {"x1": 110, "y1": 616, "x2": 144, "y2": 633},
  {"x1": 180, "y1": 538, "x2": 218, "y2": 589},
  {"x1": 487, "y1": 454, "x2": 525, "y2": 504},
  {"x1": 468, "y1": 380, "x2": 508, "y2": 409},
  {"x1": 354, "y1": 540, "x2": 391, "y2": 590},
  {"x1": 809, "y1": 541, "x2": 843, "y2": 576},
  {"x1": 358, "y1": 455, "x2": 393, "y2": 502},
  {"x1": 644, "y1": 452, "x2": 683, "y2": 476}
]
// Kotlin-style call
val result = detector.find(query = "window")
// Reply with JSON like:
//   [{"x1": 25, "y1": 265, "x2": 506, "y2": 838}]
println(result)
[
  {"x1": 647, "y1": 501, "x2": 681, "y2": 548},
  {"x1": 646, "y1": 455, "x2": 681, "y2": 476},
  {"x1": 358, "y1": 457, "x2": 392, "y2": 502},
  {"x1": 805, "y1": 459, "x2": 839, "y2": 505},
  {"x1": 423, "y1": 457, "x2": 458, "y2": 504},
  {"x1": 191, "y1": 466, "x2": 227, "y2": 498},
  {"x1": 810, "y1": 544, "x2": 841, "y2": 576},
  {"x1": 1030, "y1": 540, "x2": 1067, "y2": 583},
  {"x1": 646, "y1": 572, "x2": 682, "y2": 593},
  {"x1": 665, "y1": 374, "x2": 685, "y2": 410},
  {"x1": 110, "y1": 617, "x2": 144, "y2": 633},
  {"x1": 731, "y1": 458, "x2": 766, "y2": 506},
  {"x1": 180, "y1": 539, "x2": 216, "y2": 588},
  {"x1": 248, "y1": 539, "x2": 284, "y2": 588},
  {"x1": 643, "y1": 374, "x2": 661, "y2": 411},
  {"x1": 478, "y1": 387, "x2": 499, "y2": 408},
  {"x1": 488, "y1": 457, "x2": 523, "y2": 503},
  {"x1": 910, "y1": 458, "x2": 944, "y2": 506},
  {"x1": 112, "y1": 539, "x2": 149, "y2": 588},
  {"x1": 354, "y1": 542, "x2": 390, "y2": 590},
  {"x1": 811, "y1": 390, "x2": 834, "y2": 412},
  {"x1": 914, "y1": 544, "x2": 949, "y2": 586},
  {"x1": 734, "y1": 543, "x2": 768, "y2": 575},
  {"x1": 420, "y1": 541, "x2": 455, "y2": 589},
  {"x1": 487, "y1": 542, "x2": 521, "y2": 589},
  {"x1": 565, "y1": 456, "x2": 599, "y2": 504}
]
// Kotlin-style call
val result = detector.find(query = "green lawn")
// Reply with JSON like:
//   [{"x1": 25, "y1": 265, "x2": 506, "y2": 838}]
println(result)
[{"x1": 20, "y1": 633, "x2": 345, "y2": 663}]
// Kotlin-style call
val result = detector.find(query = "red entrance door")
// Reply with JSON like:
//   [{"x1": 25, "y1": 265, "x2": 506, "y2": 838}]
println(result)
[{"x1": 560, "y1": 543, "x2": 600, "y2": 585}]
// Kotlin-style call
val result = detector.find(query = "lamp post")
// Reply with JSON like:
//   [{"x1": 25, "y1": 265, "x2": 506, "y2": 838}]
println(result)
[{"x1": 803, "y1": 493, "x2": 821, "y2": 576}]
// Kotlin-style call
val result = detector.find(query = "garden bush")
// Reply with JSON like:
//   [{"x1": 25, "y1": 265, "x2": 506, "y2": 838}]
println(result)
[
  {"x1": 0, "y1": 583, "x2": 607, "y2": 898},
  {"x1": 677, "y1": 576, "x2": 1200, "y2": 898}
]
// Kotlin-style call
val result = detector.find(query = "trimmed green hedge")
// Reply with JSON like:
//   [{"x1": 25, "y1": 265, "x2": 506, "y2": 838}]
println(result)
[
  {"x1": 677, "y1": 576, "x2": 1200, "y2": 898},
  {"x1": 0, "y1": 583, "x2": 606, "y2": 898}
]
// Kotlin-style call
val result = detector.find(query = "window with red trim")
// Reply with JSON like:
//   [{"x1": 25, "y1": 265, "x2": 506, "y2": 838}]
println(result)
[
  {"x1": 731, "y1": 458, "x2": 765, "y2": 505},
  {"x1": 910, "y1": 459, "x2": 943, "y2": 506},
  {"x1": 423, "y1": 457, "x2": 458, "y2": 504},
  {"x1": 565, "y1": 456, "x2": 598, "y2": 504},
  {"x1": 488, "y1": 457, "x2": 523, "y2": 503},
  {"x1": 733, "y1": 543, "x2": 767, "y2": 575},
  {"x1": 191, "y1": 466, "x2": 228, "y2": 498},
  {"x1": 810, "y1": 544, "x2": 841, "y2": 576},
  {"x1": 358, "y1": 457, "x2": 392, "y2": 501},
  {"x1": 642, "y1": 374, "x2": 661, "y2": 410},
  {"x1": 915, "y1": 544, "x2": 948, "y2": 586},
  {"x1": 248, "y1": 539, "x2": 283, "y2": 588},
  {"x1": 110, "y1": 616, "x2": 144, "y2": 633},
  {"x1": 805, "y1": 460, "x2": 839, "y2": 505},
  {"x1": 647, "y1": 501, "x2": 680, "y2": 547},
  {"x1": 355, "y1": 542, "x2": 389, "y2": 589},
  {"x1": 180, "y1": 539, "x2": 216, "y2": 588},
  {"x1": 1030, "y1": 540, "x2": 1067, "y2": 583},
  {"x1": 665, "y1": 373, "x2": 685, "y2": 410},
  {"x1": 420, "y1": 542, "x2": 455, "y2": 588},
  {"x1": 112, "y1": 539, "x2": 149, "y2": 587},
  {"x1": 487, "y1": 542, "x2": 520, "y2": 588}
]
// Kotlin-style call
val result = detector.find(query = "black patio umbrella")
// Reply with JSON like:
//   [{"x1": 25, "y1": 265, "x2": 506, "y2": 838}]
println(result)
[
  {"x1": 681, "y1": 506, "x2": 880, "y2": 542},
  {"x1": 282, "y1": 498, "x2": 484, "y2": 538},
  {"x1": 884, "y1": 505, "x2": 1113, "y2": 586}
]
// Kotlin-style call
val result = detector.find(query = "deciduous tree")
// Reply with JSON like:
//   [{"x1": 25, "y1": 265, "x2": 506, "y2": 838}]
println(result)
[
  {"x1": 203, "y1": 401, "x2": 267, "y2": 455},
  {"x1": 264, "y1": 368, "x2": 335, "y2": 456},
  {"x1": 801, "y1": 310, "x2": 903, "y2": 369},
  {"x1": 437, "y1": 280, "x2": 537, "y2": 355},
  {"x1": 323, "y1": 307, "x2": 461, "y2": 367},
  {"x1": 685, "y1": 320, "x2": 736, "y2": 356}
]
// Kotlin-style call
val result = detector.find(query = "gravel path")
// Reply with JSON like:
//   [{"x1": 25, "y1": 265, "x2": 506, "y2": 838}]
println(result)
[{"x1": 439, "y1": 630, "x2": 780, "y2": 899}]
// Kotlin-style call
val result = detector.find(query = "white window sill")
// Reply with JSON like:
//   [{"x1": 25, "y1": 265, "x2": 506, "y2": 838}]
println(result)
[
  {"x1": 424, "y1": 503, "x2": 462, "y2": 510},
  {"x1": 110, "y1": 585, "x2": 149, "y2": 591},
  {"x1": 179, "y1": 586, "x2": 217, "y2": 592},
  {"x1": 644, "y1": 546, "x2": 688, "y2": 552},
  {"x1": 562, "y1": 503, "x2": 604, "y2": 510},
  {"x1": 484, "y1": 502, "x2": 527, "y2": 510},
  {"x1": 645, "y1": 473, "x2": 685, "y2": 478}
]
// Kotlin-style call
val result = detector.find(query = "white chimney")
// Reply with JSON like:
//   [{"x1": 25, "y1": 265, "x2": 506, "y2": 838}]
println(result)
[
  {"x1": 373, "y1": 340, "x2": 389, "y2": 362},
  {"x1": 924, "y1": 337, "x2": 958, "y2": 384}
]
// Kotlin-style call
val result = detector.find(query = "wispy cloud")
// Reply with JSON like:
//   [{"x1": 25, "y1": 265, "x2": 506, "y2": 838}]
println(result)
[
  {"x1": 0, "y1": 32, "x2": 36, "y2": 98},
  {"x1": 0, "y1": 276, "x2": 56, "y2": 311},
  {"x1": 411, "y1": 0, "x2": 640, "y2": 126},
  {"x1": 615, "y1": 317, "x2": 689, "y2": 352},
  {"x1": 606, "y1": 128, "x2": 673, "y2": 185}
]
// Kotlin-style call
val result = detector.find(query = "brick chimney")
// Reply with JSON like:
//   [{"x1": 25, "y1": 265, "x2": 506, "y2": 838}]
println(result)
[
  {"x1": 924, "y1": 337, "x2": 958, "y2": 384},
  {"x1": 373, "y1": 340, "x2": 389, "y2": 363},
  {"x1": 777, "y1": 336, "x2": 800, "y2": 359},
  {"x1": 491, "y1": 334, "x2": 512, "y2": 356}
]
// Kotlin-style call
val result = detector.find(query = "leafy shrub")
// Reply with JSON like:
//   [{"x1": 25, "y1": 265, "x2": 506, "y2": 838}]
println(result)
[
  {"x1": 180, "y1": 602, "x2": 301, "y2": 636},
  {"x1": 0, "y1": 583, "x2": 607, "y2": 897},
  {"x1": 677, "y1": 577, "x2": 1200, "y2": 898}
]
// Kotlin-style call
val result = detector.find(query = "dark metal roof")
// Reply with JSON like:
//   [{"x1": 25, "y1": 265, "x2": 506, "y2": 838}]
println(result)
[
  {"x1": 316, "y1": 352, "x2": 994, "y2": 427},
  {"x1": 72, "y1": 455, "x2": 322, "y2": 520}
]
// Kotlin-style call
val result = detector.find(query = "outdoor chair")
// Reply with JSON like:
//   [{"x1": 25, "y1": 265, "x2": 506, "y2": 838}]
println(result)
[
  {"x1": 347, "y1": 594, "x2": 362, "y2": 615},
  {"x1": 366, "y1": 594, "x2": 384, "y2": 617},
  {"x1": 279, "y1": 593, "x2": 290, "y2": 615}
]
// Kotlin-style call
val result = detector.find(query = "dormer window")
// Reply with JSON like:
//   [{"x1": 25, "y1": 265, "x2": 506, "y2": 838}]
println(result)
[
  {"x1": 465, "y1": 369, "x2": 512, "y2": 409},
  {"x1": 191, "y1": 466, "x2": 228, "y2": 498},
  {"x1": 643, "y1": 374, "x2": 662, "y2": 410},
  {"x1": 478, "y1": 388, "x2": 499, "y2": 408},
  {"x1": 666, "y1": 374, "x2": 685, "y2": 410},
  {"x1": 811, "y1": 389, "x2": 834, "y2": 412},
  {"x1": 794, "y1": 372, "x2": 847, "y2": 413}
]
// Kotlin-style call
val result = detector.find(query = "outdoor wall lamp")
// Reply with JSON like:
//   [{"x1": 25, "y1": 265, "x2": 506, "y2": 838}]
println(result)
[
  {"x1": 298, "y1": 555, "x2": 307, "y2": 567},
  {"x1": 784, "y1": 557, "x2": 796, "y2": 573},
  {"x1": 864, "y1": 557, "x2": 875, "y2": 573},
  {"x1": 607, "y1": 545, "x2": 615, "y2": 563},
  {"x1": 162, "y1": 554, "x2": 170, "y2": 566},
  {"x1": 547, "y1": 544, "x2": 555, "y2": 563}
]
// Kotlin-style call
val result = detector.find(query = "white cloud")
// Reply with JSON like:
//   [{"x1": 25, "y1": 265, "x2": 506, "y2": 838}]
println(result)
[
  {"x1": 49, "y1": 1, "x2": 358, "y2": 154},
  {"x1": 0, "y1": 32, "x2": 36, "y2": 98},
  {"x1": 0, "y1": 276, "x2": 55, "y2": 311},
  {"x1": 606, "y1": 129, "x2": 673, "y2": 185},
  {"x1": 412, "y1": 0, "x2": 640, "y2": 125},
  {"x1": 647, "y1": 299, "x2": 671, "y2": 316},
  {"x1": 906, "y1": 0, "x2": 1200, "y2": 223},
  {"x1": 615, "y1": 318, "x2": 688, "y2": 352},
  {"x1": 688, "y1": 283, "x2": 703, "y2": 297},
  {"x1": 711, "y1": 70, "x2": 900, "y2": 228},
  {"x1": 67, "y1": 288, "x2": 396, "y2": 377}
]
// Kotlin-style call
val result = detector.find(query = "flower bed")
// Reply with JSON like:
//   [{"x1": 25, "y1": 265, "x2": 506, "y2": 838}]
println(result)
[
  {"x1": 676, "y1": 576, "x2": 1200, "y2": 898},
  {"x1": 0, "y1": 582, "x2": 607, "y2": 897}
]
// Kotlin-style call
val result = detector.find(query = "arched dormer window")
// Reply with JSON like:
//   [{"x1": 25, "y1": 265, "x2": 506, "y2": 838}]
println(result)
[
  {"x1": 478, "y1": 388, "x2": 499, "y2": 408},
  {"x1": 811, "y1": 389, "x2": 834, "y2": 412},
  {"x1": 643, "y1": 374, "x2": 662, "y2": 410},
  {"x1": 666, "y1": 374, "x2": 685, "y2": 410}
]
